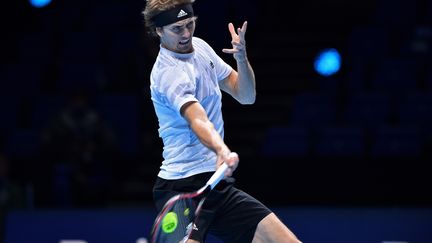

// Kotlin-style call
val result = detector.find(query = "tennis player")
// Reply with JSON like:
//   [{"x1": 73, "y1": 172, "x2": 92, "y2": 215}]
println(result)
[{"x1": 143, "y1": 0, "x2": 302, "y2": 242}]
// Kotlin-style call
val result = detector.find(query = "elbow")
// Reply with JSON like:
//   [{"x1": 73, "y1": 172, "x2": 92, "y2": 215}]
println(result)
[{"x1": 239, "y1": 94, "x2": 256, "y2": 105}]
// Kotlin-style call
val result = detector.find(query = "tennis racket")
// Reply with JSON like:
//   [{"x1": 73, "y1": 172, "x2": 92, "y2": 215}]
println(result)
[{"x1": 150, "y1": 162, "x2": 229, "y2": 243}]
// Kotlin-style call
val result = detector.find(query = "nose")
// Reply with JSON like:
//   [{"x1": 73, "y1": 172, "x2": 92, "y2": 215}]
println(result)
[{"x1": 181, "y1": 27, "x2": 192, "y2": 38}]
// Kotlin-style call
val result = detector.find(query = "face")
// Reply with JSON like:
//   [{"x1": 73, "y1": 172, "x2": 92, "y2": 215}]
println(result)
[{"x1": 157, "y1": 17, "x2": 197, "y2": 53}]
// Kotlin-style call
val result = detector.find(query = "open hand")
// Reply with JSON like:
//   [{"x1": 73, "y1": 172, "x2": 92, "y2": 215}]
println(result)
[{"x1": 222, "y1": 21, "x2": 248, "y2": 62}]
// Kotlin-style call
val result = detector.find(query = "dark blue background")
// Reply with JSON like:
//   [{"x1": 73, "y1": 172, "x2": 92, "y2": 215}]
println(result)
[{"x1": 5, "y1": 207, "x2": 432, "y2": 243}]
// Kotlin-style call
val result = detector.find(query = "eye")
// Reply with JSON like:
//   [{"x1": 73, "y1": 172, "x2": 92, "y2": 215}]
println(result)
[
  {"x1": 186, "y1": 21, "x2": 194, "y2": 29},
  {"x1": 172, "y1": 26, "x2": 181, "y2": 32}
]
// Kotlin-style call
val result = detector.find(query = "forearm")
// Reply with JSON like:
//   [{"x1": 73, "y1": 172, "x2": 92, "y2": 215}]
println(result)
[
  {"x1": 182, "y1": 102, "x2": 230, "y2": 156},
  {"x1": 235, "y1": 58, "x2": 256, "y2": 104},
  {"x1": 190, "y1": 118, "x2": 229, "y2": 155}
]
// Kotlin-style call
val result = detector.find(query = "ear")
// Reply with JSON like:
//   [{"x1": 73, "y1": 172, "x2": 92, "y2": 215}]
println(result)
[{"x1": 156, "y1": 27, "x2": 163, "y2": 37}]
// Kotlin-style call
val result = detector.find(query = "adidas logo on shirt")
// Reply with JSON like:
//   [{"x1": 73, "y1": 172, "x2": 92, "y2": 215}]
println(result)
[{"x1": 177, "y1": 9, "x2": 188, "y2": 18}]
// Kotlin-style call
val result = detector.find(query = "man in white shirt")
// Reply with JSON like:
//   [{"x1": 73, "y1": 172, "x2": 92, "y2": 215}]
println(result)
[{"x1": 143, "y1": 1, "x2": 302, "y2": 242}]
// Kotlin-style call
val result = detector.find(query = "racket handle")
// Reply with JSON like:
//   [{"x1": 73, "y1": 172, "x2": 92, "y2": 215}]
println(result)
[{"x1": 206, "y1": 163, "x2": 228, "y2": 189}]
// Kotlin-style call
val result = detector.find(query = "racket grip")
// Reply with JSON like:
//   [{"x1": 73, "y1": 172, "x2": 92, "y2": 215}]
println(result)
[{"x1": 206, "y1": 163, "x2": 228, "y2": 189}]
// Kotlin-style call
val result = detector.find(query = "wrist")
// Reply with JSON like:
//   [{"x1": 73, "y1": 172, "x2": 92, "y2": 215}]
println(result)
[
  {"x1": 216, "y1": 146, "x2": 231, "y2": 157},
  {"x1": 235, "y1": 56, "x2": 248, "y2": 63},
  {"x1": 234, "y1": 50, "x2": 248, "y2": 63}
]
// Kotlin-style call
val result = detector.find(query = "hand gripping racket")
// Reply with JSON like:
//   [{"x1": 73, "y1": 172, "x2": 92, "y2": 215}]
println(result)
[{"x1": 150, "y1": 163, "x2": 228, "y2": 243}]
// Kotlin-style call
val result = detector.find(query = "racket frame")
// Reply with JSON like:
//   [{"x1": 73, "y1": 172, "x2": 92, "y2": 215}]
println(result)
[{"x1": 150, "y1": 163, "x2": 228, "y2": 243}]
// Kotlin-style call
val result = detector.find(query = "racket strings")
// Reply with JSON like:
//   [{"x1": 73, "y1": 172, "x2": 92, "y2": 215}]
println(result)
[{"x1": 152, "y1": 197, "x2": 198, "y2": 243}]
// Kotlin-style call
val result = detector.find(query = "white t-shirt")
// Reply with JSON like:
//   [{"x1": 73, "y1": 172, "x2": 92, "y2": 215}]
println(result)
[{"x1": 150, "y1": 37, "x2": 233, "y2": 179}]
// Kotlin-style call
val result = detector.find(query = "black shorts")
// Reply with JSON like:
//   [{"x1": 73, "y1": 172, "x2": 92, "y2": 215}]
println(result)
[{"x1": 153, "y1": 172, "x2": 272, "y2": 243}]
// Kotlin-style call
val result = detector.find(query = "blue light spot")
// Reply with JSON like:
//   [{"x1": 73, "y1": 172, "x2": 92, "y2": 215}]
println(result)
[
  {"x1": 314, "y1": 48, "x2": 341, "y2": 76},
  {"x1": 29, "y1": 0, "x2": 52, "y2": 8}
]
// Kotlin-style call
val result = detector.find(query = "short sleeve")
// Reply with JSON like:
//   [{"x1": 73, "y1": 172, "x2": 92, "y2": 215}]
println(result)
[
  {"x1": 213, "y1": 54, "x2": 233, "y2": 82},
  {"x1": 157, "y1": 68, "x2": 198, "y2": 114},
  {"x1": 194, "y1": 37, "x2": 233, "y2": 82}
]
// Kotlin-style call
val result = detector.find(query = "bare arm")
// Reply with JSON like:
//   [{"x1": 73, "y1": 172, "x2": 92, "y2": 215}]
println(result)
[
  {"x1": 220, "y1": 21, "x2": 256, "y2": 104},
  {"x1": 181, "y1": 101, "x2": 239, "y2": 174}
]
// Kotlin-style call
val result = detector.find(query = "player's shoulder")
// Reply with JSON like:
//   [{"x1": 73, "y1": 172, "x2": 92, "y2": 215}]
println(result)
[
  {"x1": 154, "y1": 65, "x2": 185, "y2": 81},
  {"x1": 193, "y1": 36, "x2": 212, "y2": 50}
]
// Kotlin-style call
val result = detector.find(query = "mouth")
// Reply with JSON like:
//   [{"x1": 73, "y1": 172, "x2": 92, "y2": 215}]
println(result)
[{"x1": 179, "y1": 39, "x2": 191, "y2": 46}]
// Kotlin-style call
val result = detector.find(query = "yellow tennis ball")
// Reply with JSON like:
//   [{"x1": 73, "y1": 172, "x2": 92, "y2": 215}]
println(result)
[
  {"x1": 162, "y1": 212, "x2": 178, "y2": 233},
  {"x1": 184, "y1": 208, "x2": 190, "y2": 216}
]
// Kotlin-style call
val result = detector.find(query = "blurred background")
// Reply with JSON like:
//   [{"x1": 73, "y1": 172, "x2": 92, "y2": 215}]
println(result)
[{"x1": 1, "y1": 0, "x2": 432, "y2": 242}]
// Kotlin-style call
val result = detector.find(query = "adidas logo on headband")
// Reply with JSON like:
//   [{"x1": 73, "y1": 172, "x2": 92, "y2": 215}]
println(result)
[
  {"x1": 177, "y1": 9, "x2": 188, "y2": 18},
  {"x1": 153, "y1": 3, "x2": 194, "y2": 27}
]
